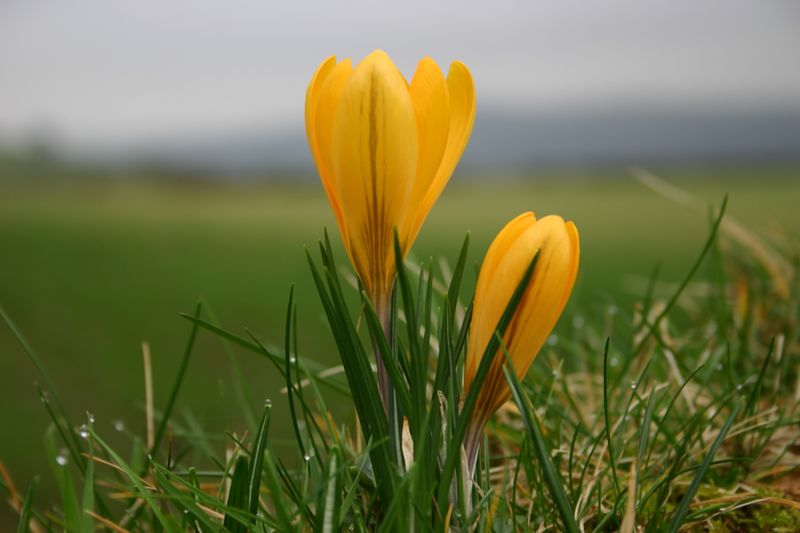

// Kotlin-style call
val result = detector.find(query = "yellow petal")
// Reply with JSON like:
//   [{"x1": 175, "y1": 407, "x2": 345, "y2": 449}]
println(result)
[
  {"x1": 332, "y1": 50, "x2": 418, "y2": 304},
  {"x1": 465, "y1": 213, "x2": 580, "y2": 427},
  {"x1": 305, "y1": 56, "x2": 336, "y2": 163},
  {"x1": 311, "y1": 58, "x2": 353, "y2": 246},
  {"x1": 405, "y1": 60, "x2": 476, "y2": 244},
  {"x1": 402, "y1": 57, "x2": 450, "y2": 244}
]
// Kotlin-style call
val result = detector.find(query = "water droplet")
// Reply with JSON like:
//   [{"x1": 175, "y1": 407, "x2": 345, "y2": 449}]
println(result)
[
  {"x1": 289, "y1": 355, "x2": 297, "y2": 364},
  {"x1": 552, "y1": 369, "x2": 561, "y2": 378},
  {"x1": 547, "y1": 334, "x2": 558, "y2": 346},
  {"x1": 303, "y1": 454, "x2": 312, "y2": 462},
  {"x1": 40, "y1": 391, "x2": 50, "y2": 404},
  {"x1": 630, "y1": 381, "x2": 637, "y2": 390},
  {"x1": 56, "y1": 452, "x2": 68, "y2": 466},
  {"x1": 572, "y1": 316, "x2": 585, "y2": 329},
  {"x1": 264, "y1": 399, "x2": 273, "y2": 408},
  {"x1": 736, "y1": 383, "x2": 743, "y2": 391},
  {"x1": 113, "y1": 420, "x2": 126, "y2": 432},
  {"x1": 609, "y1": 357, "x2": 619, "y2": 367},
  {"x1": 87, "y1": 413, "x2": 95, "y2": 423},
  {"x1": 78, "y1": 424, "x2": 90, "y2": 439}
]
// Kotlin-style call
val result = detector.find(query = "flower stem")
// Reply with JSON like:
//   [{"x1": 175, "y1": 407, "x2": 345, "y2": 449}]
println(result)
[{"x1": 374, "y1": 303, "x2": 393, "y2": 412}]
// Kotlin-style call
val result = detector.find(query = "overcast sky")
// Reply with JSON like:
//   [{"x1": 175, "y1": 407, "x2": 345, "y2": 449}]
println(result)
[{"x1": 1, "y1": 0, "x2": 799, "y2": 147}]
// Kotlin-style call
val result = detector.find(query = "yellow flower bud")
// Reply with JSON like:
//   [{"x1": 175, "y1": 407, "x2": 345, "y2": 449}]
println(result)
[
  {"x1": 464, "y1": 212, "x2": 580, "y2": 450},
  {"x1": 305, "y1": 50, "x2": 475, "y2": 309}
]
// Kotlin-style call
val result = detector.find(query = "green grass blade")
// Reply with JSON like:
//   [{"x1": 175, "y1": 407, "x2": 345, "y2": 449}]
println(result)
[
  {"x1": 666, "y1": 401, "x2": 742, "y2": 533},
  {"x1": 317, "y1": 451, "x2": 340, "y2": 533},
  {"x1": 224, "y1": 456, "x2": 251, "y2": 533},
  {"x1": 44, "y1": 425, "x2": 80, "y2": 533},
  {"x1": 602, "y1": 338, "x2": 621, "y2": 495},
  {"x1": 16, "y1": 476, "x2": 38, "y2": 533},
  {"x1": 744, "y1": 337, "x2": 774, "y2": 418},
  {"x1": 248, "y1": 400, "x2": 272, "y2": 516},
  {"x1": 283, "y1": 286, "x2": 308, "y2": 463},
  {"x1": 262, "y1": 449, "x2": 297, "y2": 531},
  {"x1": 446, "y1": 233, "x2": 470, "y2": 328},
  {"x1": 150, "y1": 300, "x2": 203, "y2": 458},
  {"x1": 80, "y1": 416, "x2": 94, "y2": 533},
  {"x1": 503, "y1": 363, "x2": 579, "y2": 533}
]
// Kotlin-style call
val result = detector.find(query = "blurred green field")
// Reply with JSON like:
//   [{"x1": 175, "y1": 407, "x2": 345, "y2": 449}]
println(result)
[{"x1": 1, "y1": 167, "x2": 798, "y2": 516}]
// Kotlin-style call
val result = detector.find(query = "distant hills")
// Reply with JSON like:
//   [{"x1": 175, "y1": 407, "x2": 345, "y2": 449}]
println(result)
[{"x1": 76, "y1": 107, "x2": 800, "y2": 176}]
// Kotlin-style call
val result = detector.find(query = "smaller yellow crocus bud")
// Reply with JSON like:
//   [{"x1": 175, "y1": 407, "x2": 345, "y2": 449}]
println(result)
[{"x1": 464, "y1": 212, "x2": 580, "y2": 464}]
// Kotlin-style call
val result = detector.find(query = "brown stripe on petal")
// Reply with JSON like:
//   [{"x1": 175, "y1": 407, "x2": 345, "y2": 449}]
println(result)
[{"x1": 358, "y1": 70, "x2": 393, "y2": 305}]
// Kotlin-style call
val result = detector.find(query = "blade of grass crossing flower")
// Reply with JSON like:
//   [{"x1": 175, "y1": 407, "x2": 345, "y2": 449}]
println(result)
[
  {"x1": 436, "y1": 251, "x2": 540, "y2": 519},
  {"x1": 503, "y1": 363, "x2": 579, "y2": 533},
  {"x1": 151, "y1": 300, "x2": 202, "y2": 460},
  {"x1": 16, "y1": 476, "x2": 38, "y2": 533},
  {"x1": 224, "y1": 456, "x2": 250, "y2": 533},
  {"x1": 666, "y1": 402, "x2": 742, "y2": 533},
  {"x1": 248, "y1": 400, "x2": 272, "y2": 517}
]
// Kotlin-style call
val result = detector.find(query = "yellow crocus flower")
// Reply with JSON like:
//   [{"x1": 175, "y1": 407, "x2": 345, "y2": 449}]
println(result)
[
  {"x1": 305, "y1": 50, "x2": 475, "y2": 312},
  {"x1": 464, "y1": 212, "x2": 580, "y2": 463}
]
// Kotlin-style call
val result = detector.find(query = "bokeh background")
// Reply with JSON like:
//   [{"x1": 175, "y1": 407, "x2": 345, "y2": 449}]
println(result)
[{"x1": 2, "y1": 1, "x2": 799, "y2": 526}]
